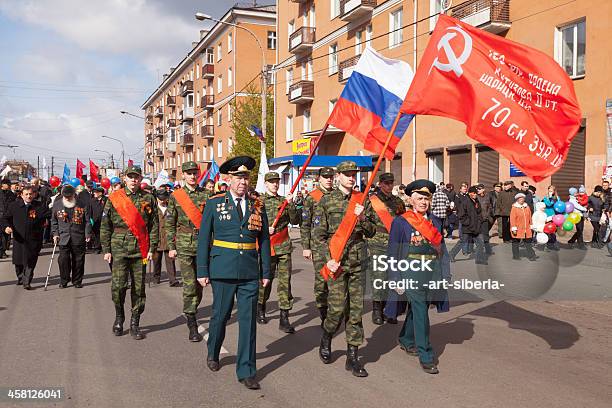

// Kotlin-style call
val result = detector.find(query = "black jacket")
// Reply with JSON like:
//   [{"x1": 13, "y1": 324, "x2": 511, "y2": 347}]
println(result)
[
  {"x1": 89, "y1": 196, "x2": 106, "y2": 224},
  {"x1": 587, "y1": 194, "x2": 605, "y2": 222},
  {"x1": 458, "y1": 196, "x2": 482, "y2": 235},
  {"x1": 1, "y1": 198, "x2": 49, "y2": 266},
  {"x1": 51, "y1": 198, "x2": 92, "y2": 246},
  {"x1": 0, "y1": 189, "x2": 16, "y2": 219}
]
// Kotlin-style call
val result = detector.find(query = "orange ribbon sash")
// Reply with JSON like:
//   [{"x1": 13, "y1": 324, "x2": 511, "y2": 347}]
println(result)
[
  {"x1": 172, "y1": 188, "x2": 203, "y2": 228},
  {"x1": 400, "y1": 211, "x2": 443, "y2": 246},
  {"x1": 270, "y1": 227, "x2": 289, "y2": 256},
  {"x1": 370, "y1": 195, "x2": 394, "y2": 233},
  {"x1": 109, "y1": 189, "x2": 150, "y2": 261},
  {"x1": 309, "y1": 188, "x2": 324, "y2": 203}
]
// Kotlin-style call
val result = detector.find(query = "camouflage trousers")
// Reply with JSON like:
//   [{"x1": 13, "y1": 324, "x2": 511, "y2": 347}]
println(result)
[
  {"x1": 258, "y1": 253, "x2": 293, "y2": 310},
  {"x1": 312, "y1": 253, "x2": 328, "y2": 309},
  {"x1": 111, "y1": 256, "x2": 147, "y2": 317},
  {"x1": 367, "y1": 245, "x2": 388, "y2": 302},
  {"x1": 323, "y1": 264, "x2": 365, "y2": 346},
  {"x1": 179, "y1": 254, "x2": 203, "y2": 315}
]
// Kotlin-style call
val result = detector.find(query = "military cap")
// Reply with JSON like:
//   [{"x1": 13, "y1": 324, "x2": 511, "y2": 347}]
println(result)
[
  {"x1": 336, "y1": 161, "x2": 358, "y2": 173},
  {"x1": 318, "y1": 167, "x2": 335, "y2": 177},
  {"x1": 476, "y1": 183, "x2": 485, "y2": 190},
  {"x1": 493, "y1": 182, "x2": 502, "y2": 188},
  {"x1": 61, "y1": 184, "x2": 76, "y2": 197},
  {"x1": 264, "y1": 172, "x2": 281, "y2": 182},
  {"x1": 405, "y1": 179, "x2": 436, "y2": 197},
  {"x1": 379, "y1": 172, "x2": 395, "y2": 183},
  {"x1": 125, "y1": 165, "x2": 142, "y2": 176},
  {"x1": 156, "y1": 189, "x2": 170, "y2": 199},
  {"x1": 85, "y1": 180, "x2": 94, "y2": 188},
  {"x1": 1, "y1": 178, "x2": 10, "y2": 185},
  {"x1": 10, "y1": 180, "x2": 19, "y2": 185},
  {"x1": 219, "y1": 156, "x2": 256, "y2": 176},
  {"x1": 468, "y1": 185, "x2": 479, "y2": 194},
  {"x1": 93, "y1": 186, "x2": 105, "y2": 192},
  {"x1": 182, "y1": 161, "x2": 199, "y2": 172}
]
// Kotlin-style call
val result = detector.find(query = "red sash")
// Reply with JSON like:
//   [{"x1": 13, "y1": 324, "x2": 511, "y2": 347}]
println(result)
[
  {"x1": 309, "y1": 189, "x2": 324, "y2": 203},
  {"x1": 270, "y1": 227, "x2": 289, "y2": 256},
  {"x1": 370, "y1": 195, "x2": 394, "y2": 232},
  {"x1": 320, "y1": 192, "x2": 364, "y2": 281},
  {"x1": 400, "y1": 211, "x2": 443, "y2": 246},
  {"x1": 109, "y1": 189, "x2": 150, "y2": 262},
  {"x1": 172, "y1": 188, "x2": 203, "y2": 228}
]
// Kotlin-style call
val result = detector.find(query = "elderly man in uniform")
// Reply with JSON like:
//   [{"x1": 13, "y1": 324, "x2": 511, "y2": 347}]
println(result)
[
  {"x1": 300, "y1": 167, "x2": 335, "y2": 327},
  {"x1": 2, "y1": 185, "x2": 50, "y2": 289},
  {"x1": 101, "y1": 166, "x2": 158, "y2": 340},
  {"x1": 51, "y1": 184, "x2": 92, "y2": 288},
  {"x1": 197, "y1": 156, "x2": 271, "y2": 390},
  {"x1": 257, "y1": 171, "x2": 301, "y2": 333},
  {"x1": 313, "y1": 161, "x2": 376, "y2": 377},
  {"x1": 367, "y1": 172, "x2": 405, "y2": 325},
  {"x1": 166, "y1": 161, "x2": 209, "y2": 342},
  {"x1": 384, "y1": 180, "x2": 451, "y2": 375}
]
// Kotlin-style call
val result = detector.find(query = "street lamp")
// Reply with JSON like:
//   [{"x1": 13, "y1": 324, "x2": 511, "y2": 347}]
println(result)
[
  {"x1": 101, "y1": 136, "x2": 125, "y2": 171},
  {"x1": 95, "y1": 149, "x2": 115, "y2": 169},
  {"x1": 120, "y1": 110, "x2": 145, "y2": 120},
  {"x1": 195, "y1": 12, "x2": 268, "y2": 153}
]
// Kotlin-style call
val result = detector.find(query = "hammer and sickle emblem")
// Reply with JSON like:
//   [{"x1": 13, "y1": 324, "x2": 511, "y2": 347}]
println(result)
[{"x1": 429, "y1": 25, "x2": 473, "y2": 77}]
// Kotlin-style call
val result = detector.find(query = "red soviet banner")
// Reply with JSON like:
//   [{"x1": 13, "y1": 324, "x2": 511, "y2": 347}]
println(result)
[{"x1": 401, "y1": 15, "x2": 582, "y2": 181}]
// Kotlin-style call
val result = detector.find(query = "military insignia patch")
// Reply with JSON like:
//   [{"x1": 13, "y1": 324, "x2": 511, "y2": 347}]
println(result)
[
  {"x1": 302, "y1": 210, "x2": 309, "y2": 219},
  {"x1": 313, "y1": 215, "x2": 320, "y2": 225}
]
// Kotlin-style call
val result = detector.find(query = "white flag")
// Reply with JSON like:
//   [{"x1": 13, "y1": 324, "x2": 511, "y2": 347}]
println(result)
[
  {"x1": 255, "y1": 142, "x2": 269, "y2": 193},
  {"x1": 154, "y1": 169, "x2": 170, "y2": 189},
  {"x1": 42, "y1": 157, "x2": 49, "y2": 180},
  {"x1": 0, "y1": 165, "x2": 12, "y2": 177}
]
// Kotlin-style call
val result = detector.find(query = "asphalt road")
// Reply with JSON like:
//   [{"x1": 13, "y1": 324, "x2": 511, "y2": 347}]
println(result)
[{"x1": 0, "y1": 231, "x2": 611, "y2": 408}]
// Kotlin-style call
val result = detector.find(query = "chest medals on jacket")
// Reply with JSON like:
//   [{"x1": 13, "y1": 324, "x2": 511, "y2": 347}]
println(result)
[{"x1": 217, "y1": 196, "x2": 233, "y2": 221}]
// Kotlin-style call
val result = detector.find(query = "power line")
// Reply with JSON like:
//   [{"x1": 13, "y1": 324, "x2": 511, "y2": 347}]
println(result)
[
  {"x1": 0, "y1": 84, "x2": 146, "y2": 94},
  {"x1": 0, "y1": 79, "x2": 148, "y2": 91},
  {"x1": 1, "y1": 115, "x2": 120, "y2": 133},
  {"x1": 0, "y1": 108, "x2": 119, "y2": 120}
]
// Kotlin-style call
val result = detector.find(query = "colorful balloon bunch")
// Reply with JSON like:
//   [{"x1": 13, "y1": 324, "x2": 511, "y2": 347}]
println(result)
[{"x1": 544, "y1": 199, "x2": 582, "y2": 237}]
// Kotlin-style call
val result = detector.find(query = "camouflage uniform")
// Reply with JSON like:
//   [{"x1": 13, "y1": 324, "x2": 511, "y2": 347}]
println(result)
[
  {"x1": 312, "y1": 169, "x2": 376, "y2": 346},
  {"x1": 166, "y1": 182, "x2": 209, "y2": 316},
  {"x1": 258, "y1": 172, "x2": 301, "y2": 332},
  {"x1": 101, "y1": 179, "x2": 158, "y2": 321}
]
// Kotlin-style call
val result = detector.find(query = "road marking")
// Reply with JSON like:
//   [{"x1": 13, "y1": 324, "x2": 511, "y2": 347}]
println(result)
[{"x1": 199, "y1": 325, "x2": 228, "y2": 354}]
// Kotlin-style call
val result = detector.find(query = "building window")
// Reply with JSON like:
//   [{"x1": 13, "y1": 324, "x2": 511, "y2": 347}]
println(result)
[
  {"x1": 217, "y1": 140, "x2": 223, "y2": 158},
  {"x1": 555, "y1": 19, "x2": 586, "y2": 78},
  {"x1": 307, "y1": 60, "x2": 313, "y2": 81},
  {"x1": 329, "y1": 43, "x2": 338, "y2": 75},
  {"x1": 228, "y1": 32, "x2": 233, "y2": 53},
  {"x1": 228, "y1": 67, "x2": 233, "y2": 87},
  {"x1": 227, "y1": 104, "x2": 232, "y2": 122},
  {"x1": 286, "y1": 115, "x2": 293, "y2": 142},
  {"x1": 206, "y1": 48, "x2": 214, "y2": 64},
  {"x1": 309, "y1": 4, "x2": 316, "y2": 27},
  {"x1": 217, "y1": 110, "x2": 222, "y2": 126},
  {"x1": 196, "y1": 64, "x2": 200, "y2": 80},
  {"x1": 209, "y1": 146, "x2": 214, "y2": 160},
  {"x1": 286, "y1": 68, "x2": 293, "y2": 94},
  {"x1": 355, "y1": 30, "x2": 362, "y2": 55},
  {"x1": 228, "y1": 138, "x2": 234, "y2": 153},
  {"x1": 196, "y1": 91, "x2": 200, "y2": 107},
  {"x1": 389, "y1": 8, "x2": 403, "y2": 48},
  {"x1": 217, "y1": 43, "x2": 222, "y2": 61},
  {"x1": 301, "y1": 62, "x2": 306, "y2": 80},
  {"x1": 329, "y1": 99, "x2": 337, "y2": 115},
  {"x1": 267, "y1": 31, "x2": 277, "y2": 49},
  {"x1": 186, "y1": 94, "x2": 194, "y2": 108},
  {"x1": 429, "y1": 0, "x2": 444, "y2": 31},
  {"x1": 288, "y1": 20, "x2": 294, "y2": 43},
  {"x1": 217, "y1": 75, "x2": 222, "y2": 93},
  {"x1": 303, "y1": 109, "x2": 311, "y2": 133},
  {"x1": 330, "y1": 0, "x2": 340, "y2": 19},
  {"x1": 366, "y1": 24, "x2": 372, "y2": 44}
]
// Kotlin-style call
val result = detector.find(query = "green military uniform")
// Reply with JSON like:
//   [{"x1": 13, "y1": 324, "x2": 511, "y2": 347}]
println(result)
[
  {"x1": 299, "y1": 166, "x2": 335, "y2": 323},
  {"x1": 197, "y1": 156, "x2": 271, "y2": 389},
  {"x1": 313, "y1": 161, "x2": 376, "y2": 377},
  {"x1": 366, "y1": 173, "x2": 405, "y2": 324},
  {"x1": 257, "y1": 172, "x2": 301, "y2": 332},
  {"x1": 166, "y1": 161, "x2": 209, "y2": 341},
  {"x1": 101, "y1": 166, "x2": 158, "y2": 340}
]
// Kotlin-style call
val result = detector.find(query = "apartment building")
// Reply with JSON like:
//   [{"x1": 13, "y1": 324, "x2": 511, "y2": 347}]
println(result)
[
  {"x1": 273, "y1": 0, "x2": 610, "y2": 198},
  {"x1": 142, "y1": 5, "x2": 276, "y2": 180}
]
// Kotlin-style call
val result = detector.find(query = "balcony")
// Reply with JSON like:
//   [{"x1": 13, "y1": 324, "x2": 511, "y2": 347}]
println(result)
[
  {"x1": 167, "y1": 118, "x2": 177, "y2": 128},
  {"x1": 180, "y1": 106, "x2": 194, "y2": 122},
  {"x1": 289, "y1": 0, "x2": 308, "y2": 3},
  {"x1": 166, "y1": 95, "x2": 176, "y2": 106},
  {"x1": 145, "y1": 134, "x2": 153, "y2": 143},
  {"x1": 451, "y1": 0, "x2": 511, "y2": 34},
  {"x1": 202, "y1": 63, "x2": 214, "y2": 79},
  {"x1": 155, "y1": 149, "x2": 164, "y2": 157},
  {"x1": 154, "y1": 106, "x2": 163, "y2": 117},
  {"x1": 181, "y1": 80, "x2": 194, "y2": 96},
  {"x1": 340, "y1": 0, "x2": 376, "y2": 22},
  {"x1": 154, "y1": 126, "x2": 164, "y2": 136},
  {"x1": 289, "y1": 27, "x2": 315, "y2": 54},
  {"x1": 181, "y1": 132, "x2": 194, "y2": 147},
  {"x1": 145, "y1": 109, "x2": 153, "y2": 120},
  {"x1": 202, "y1": 95, "x2": 215, "y2": 110},
  {"x1": 338, "y1": 55, "x2": 359, "y2": 83},
  {"x1": 201, "y1": 125, "x2": 214, "y2": 139},
  {"x1": 288, "y1": 80, "x2": 314, "y2": 104}
]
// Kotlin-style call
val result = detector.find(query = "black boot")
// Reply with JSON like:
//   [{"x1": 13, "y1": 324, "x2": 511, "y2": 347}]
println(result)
[
  {"x1": 318, "y1": 307, "x2": 327, "y2": 328},
  {"x1": 279, "y1": 309, "x2": 295, "y2": 334},
  {"x1": 130, "y1": 316, "x2": 145, "y2": 340},
  {"x1": 319, "y1": 330, "x2": 332, "y2": 364},
  {"x1": 186, "y1": 314, "x2": 203, "y2": 342},
  {"x1": 372, "y1": 301, "x2": 384, "y2": 325},
  {"x1": 345, "y1": 345, "x2": 368, "y2": 377},
  {"x1": 112, "y1": 305, "x2": 124, "y2": 336},
  {"x1": 256, "y1": 303, "x2": 268, "y2": 324}
]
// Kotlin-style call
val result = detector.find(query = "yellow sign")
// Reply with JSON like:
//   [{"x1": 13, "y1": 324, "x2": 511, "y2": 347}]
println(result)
[{"x1": 292, "y1": 138, "x2": 311, "y2": 154}]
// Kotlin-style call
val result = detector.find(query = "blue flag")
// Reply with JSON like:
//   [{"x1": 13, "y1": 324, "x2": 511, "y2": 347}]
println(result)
[{"x1": 62, "y1": 163, "x2": 70, "y2": 183}]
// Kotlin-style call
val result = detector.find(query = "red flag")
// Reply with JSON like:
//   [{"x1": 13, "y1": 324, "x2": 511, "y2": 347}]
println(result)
[
  {"x1": 89, "y1": 160, "x2": 99, "y2": 182},
  {"x1": 127, "y1": 159, "x2": 134, "y2": 167},
  {"x1": 401, "y1": 15, "x2": 581, "y2": 181},
  {"x1": 76, "y1": 159, "x2": 86, "y2": 179}
]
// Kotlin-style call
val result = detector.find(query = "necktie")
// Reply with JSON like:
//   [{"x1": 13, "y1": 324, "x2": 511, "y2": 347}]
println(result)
[{"x1": 236, "y1": 198, "x2": 244, "y2": 221}]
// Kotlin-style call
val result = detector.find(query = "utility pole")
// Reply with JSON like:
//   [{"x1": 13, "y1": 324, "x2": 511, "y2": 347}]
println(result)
[
  {"x1": 51, "y1": 156, "x2": 55, "y2": 177},
  {"x1": 37, "y1": 156, "x2": 40, "y2": 177}
]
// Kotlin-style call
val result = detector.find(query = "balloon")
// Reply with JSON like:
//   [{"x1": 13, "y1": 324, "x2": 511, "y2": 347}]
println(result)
[
  {"x1": 80, "y1": 178, "x2": 85, "y2": 186},
  {"x1": 564, "y1": 202, "x2": 574, "y2": 213},
  {"x1": 100, "y1": 178, "x2": 111, "y2": 189},
  {"x1": 553, "y1": 201, "x2": 566, "y2": 213},
  {"x1": 110, "y1": 176, "x2": 121, "y2": 185},
  {"x1": 567, "y1": 212, "x2": 581, "y2": 224},
  {"x1": 140, "y1": 182, "x2": 148, "y2": 190},
  {"x1": 552, "y1": 214, "x2": 565, "y2": 226},
  {"x1": 70, "y1": 178, "x2": 81, "y2": 188},
  {"x1": 562, "y1": 220, "x2": 574, "y2": 231},
  {"x1": 536, "y1": 232, "x2": 549, "y2": 244},
  {"x1": 543, "y1": 223, "x2": 557, "y2": 234},
  {"x1": 49, "y1": 176, "x2": 61, "y2": 188}
]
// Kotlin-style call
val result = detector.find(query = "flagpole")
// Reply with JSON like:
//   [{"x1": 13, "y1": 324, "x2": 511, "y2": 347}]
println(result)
[{"x1": 270, "y1": 120, "x2": 330, "y2": 229}]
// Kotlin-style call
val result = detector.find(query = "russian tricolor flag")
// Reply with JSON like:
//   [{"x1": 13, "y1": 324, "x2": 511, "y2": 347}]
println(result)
[{"x1": 328, "y1": 47, "x2": 414, "y2": 160}]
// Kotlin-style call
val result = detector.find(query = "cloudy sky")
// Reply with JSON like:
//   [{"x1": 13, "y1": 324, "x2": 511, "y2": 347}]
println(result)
[{"x1": 0, "y1": 0, "x2": 245, "y2": 176}]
